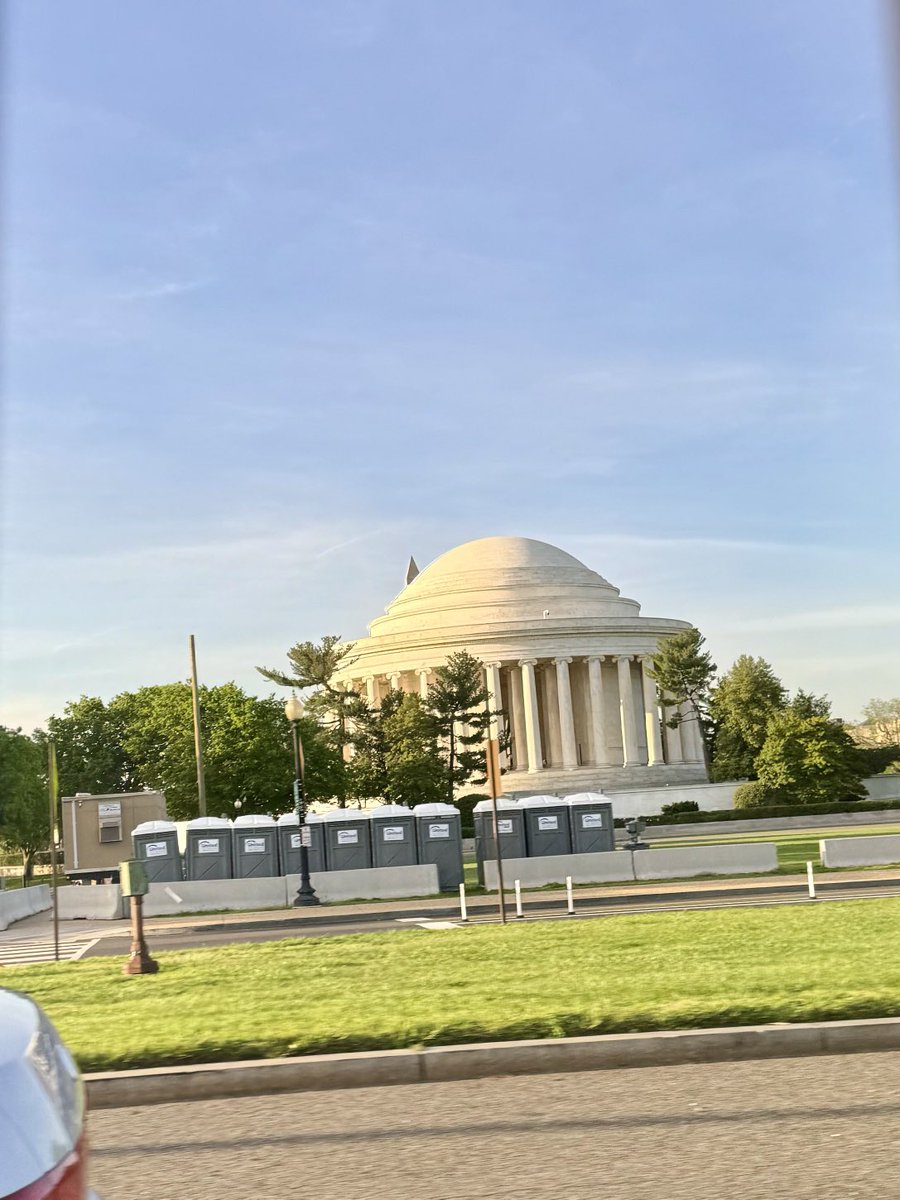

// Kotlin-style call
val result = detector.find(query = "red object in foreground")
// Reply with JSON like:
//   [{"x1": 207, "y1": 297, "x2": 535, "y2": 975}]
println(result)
[{"x1": 0, "y1": 990, "x2": 99, "y2": 1200}]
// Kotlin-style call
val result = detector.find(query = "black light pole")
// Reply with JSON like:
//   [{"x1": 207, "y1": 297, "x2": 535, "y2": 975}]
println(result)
[{"x1": 284, "y1": 694, "x2": 319, "y2": 907}]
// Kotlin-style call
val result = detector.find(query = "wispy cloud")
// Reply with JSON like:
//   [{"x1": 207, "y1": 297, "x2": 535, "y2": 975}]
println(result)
[
  {"x1": 116, "y1": 278, "x2": 212, "y2": 302},
  {"x1": 726, "y1": 604, "x2": 900, "y2": 634}
]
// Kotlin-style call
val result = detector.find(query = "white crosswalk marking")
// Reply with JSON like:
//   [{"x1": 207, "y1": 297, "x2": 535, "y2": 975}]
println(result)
[
  {"x1": 395, "y1": 918, "x2": 461, "y2": 930},
  {"x1": 0, "y1": 936, "x2": 100, "y2": 965}
]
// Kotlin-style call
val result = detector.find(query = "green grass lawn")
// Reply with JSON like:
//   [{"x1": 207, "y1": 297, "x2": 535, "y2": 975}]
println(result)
[{"x1": 8, "y1": 898, "x2": 900, "y2": 1073}]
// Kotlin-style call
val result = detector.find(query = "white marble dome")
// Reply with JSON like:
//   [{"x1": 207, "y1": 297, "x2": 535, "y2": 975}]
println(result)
[{"x1": 334, "y1": 536, "x2": 707, "y2": 793}]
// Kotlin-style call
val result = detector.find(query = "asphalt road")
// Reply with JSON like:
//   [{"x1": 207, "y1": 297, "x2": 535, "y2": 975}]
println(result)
[
  {"x1": 80, "y1": 875, "x2": 900, "y2": 957},
  {"x1": 89, "y1": 1052, "x2": 899, "y2": 1199}
]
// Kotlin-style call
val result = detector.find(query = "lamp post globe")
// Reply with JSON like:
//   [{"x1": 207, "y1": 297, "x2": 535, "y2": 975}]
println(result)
[{"x1": 284, "y1": 694, "x2": 319, "y2": 907}]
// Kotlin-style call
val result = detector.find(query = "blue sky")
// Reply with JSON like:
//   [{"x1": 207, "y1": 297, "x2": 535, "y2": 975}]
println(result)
[{"x1": 2, "y1": 0, "x2": 898, "y2": 732}]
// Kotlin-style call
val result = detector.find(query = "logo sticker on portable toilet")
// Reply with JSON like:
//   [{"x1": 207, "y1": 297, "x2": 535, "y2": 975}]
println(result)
[
  {"x1": 383, "y1": 826, "x2": 406, "y2": 842},
  {"x1": 537, "y1": 815, "x2": 559, "y2": 831},
  {"x1": 243, "y1": 837, "x2": 266, "y2": 853},
  {"x1": 497, "y1": 819, "x2": 514, "y2": 834},
  {"x1": 198, "y1": 838, "x2": 220, "y2": 854},
  {"x1": 581, "y1": 813, "x2": 605, "y2": 828},
  {"x1": 337, "y1": 829, "x2": 359, "y2": 845},
  {"x1": 429, "y1": 822, "x2": 450, "y2": 839},
  {"x1": 144, "y1": 841, "x2": 168, "y2": 858}
]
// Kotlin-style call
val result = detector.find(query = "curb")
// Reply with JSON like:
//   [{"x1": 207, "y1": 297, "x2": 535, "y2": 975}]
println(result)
[{"x1": 84, "y1": 1016, "x2": 900, "y2": 1109}]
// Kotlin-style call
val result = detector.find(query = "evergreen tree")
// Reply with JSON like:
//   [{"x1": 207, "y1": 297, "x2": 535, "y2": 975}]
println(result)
[
  {"x1": 347, "y1": 690, "x2": 445, "y2": 807},
  {"x1": 426, "y1": 651, "x2": 503, "y2": 803},
  {"x1": 709, "y1": 655, "x2": 786, "y2": 781},
  {"x1": 647, "y1": 627, "x2": 716, "y2": 762}
]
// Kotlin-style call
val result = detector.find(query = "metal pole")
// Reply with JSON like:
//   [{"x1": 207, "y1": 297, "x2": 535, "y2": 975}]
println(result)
[
  {"x1": 189, "y1": 635, "x2": 207, "y2": 817},
  {"x1": 807, "y1": 860, "x2": 817, "y2": 900},
  {"x1": 514, "y1": 879, "x2": 523, "y2": 919},
  {"x1": 47, "y1": 742, "x2": 59, "y2": 962},
  {"x1": 458, "y1": 882, "x2": 468, "y2": 922},
  {"x1": 566, "y1": 875, "x2": 575, "y2": 915},
  {"x1": 292, "y1": 720, "x2": 319, "y2": 907},
  {"x1": 122, "y1": 894, "x2": 159, "y2": 975}
]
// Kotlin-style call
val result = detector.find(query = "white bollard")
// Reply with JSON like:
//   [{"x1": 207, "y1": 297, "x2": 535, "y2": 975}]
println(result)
[
  {"x1": 514, "y1": 880, "x2": 523, "y2": 918},
  {"x1": 806, "y1": 861, "x2": 816, "y2": 900},
  {"x1": 566, "y1": 875, "x2": 575, "y2": 915},
  {"x1": 459, "y1": 882, "x2": 468, "y2": 922}
]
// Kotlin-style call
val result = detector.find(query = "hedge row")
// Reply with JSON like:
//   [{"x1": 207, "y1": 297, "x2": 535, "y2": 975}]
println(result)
[{"x1": 615, "y1": 798, "x2": 900, "y2": 827}]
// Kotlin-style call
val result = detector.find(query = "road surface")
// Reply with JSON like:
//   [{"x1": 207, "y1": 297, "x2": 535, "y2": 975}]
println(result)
[{"x1": 89, "y1": 1051, "x2": 897, "y2": 1199}]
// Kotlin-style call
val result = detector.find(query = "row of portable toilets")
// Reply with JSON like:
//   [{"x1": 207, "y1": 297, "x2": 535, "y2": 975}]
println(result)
[
  {"x1": 131, "y1": 803, "x2": 466, "y2": 890},
  {"x1": 472, "y1": 794, "x2": 615, "y2": 884}
]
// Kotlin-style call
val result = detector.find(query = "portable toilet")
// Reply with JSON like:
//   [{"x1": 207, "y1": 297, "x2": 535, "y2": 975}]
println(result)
[
  {"x1": 131, "y1": 820, "x2": 182, "y2": 884},
  {"x1": 184, "y1": 816, "x2": 233, "y2": 880},
  {"x1": 369, "y1": 804, "x2": 417, "y2": 868},
  {"x1": 232, "y1": 814, "x2": 279, "y2": 878},
  {"x1": 519, "y1": 795, "x2": 571, "y2": 857},
  {"x1": 473, "y1": 798, "x2": 526, "y2": 884},
  {"x1": 413, "y1": 802, "x2": 464, "y2": 890},
  {"x1": 564, "y1": 793, "x2": 615, "y2": 854},
  {"x1": 276, "y1": 812, "x2": 326, "y2": 875},
  {"x1": 321, "y1": 809, "x2": 373, "y2": 872}
]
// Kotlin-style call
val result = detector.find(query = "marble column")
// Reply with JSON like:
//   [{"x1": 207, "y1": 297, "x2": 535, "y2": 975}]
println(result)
[
  {"x1": 542, "y1": 664, "x2": 562, "y2": 766},
  {"x1": 388, "y1": 671, "x2": 402, "y2": 692},
  {"x1": 418, "y1": 668, "x2": 430, "y2": 698},
  {"x1": 485, "y1": 662, "x2": 503, "y2": 744},
  {"x1": 509, "y1": 666, "x2": 528, "y2": 771},
  {"x1": 640, "y1": 658, "x2": 664, "y2": 766},
  {"x1": 365, "y1": 676, "x2": 377, "y2": 707},
  {"x1": 520, "y1": 659, "x2": 543, "y2": 773},
  {"x1": 587, "y1": 656, "x2": 612, "y2": 766},
  {"x1": 616, "y1": 655, "x2": 640, "y2": 767},
  {"x1": 554, "y1": 657, "x2": 578, "y2": 770},
  {"x1": 680, "y1": 701, "x2": 705, "y2": 763}
]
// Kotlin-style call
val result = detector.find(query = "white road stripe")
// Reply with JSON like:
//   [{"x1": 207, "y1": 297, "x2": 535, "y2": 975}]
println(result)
[{"x1": 0, "y1": 937, "x2": 99, "y2": 965}]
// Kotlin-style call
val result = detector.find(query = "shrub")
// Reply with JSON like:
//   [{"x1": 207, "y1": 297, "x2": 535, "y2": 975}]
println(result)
[
  {"x1": 659, "y1": 800, "x2": 700, "y2": 816},
  {"x1": 733, "y1": 781, "x2": 773, "y2": 809},
  {"x1": 455, "y1": 793, "x2": 487, "y2": 837}
]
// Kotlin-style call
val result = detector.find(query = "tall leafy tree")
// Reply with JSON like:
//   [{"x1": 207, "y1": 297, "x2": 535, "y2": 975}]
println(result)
[
  {"x1": 257, "y1": 634, "x2": 359, "y2": 806},
  {"x1": 0, "y1": 726, "x2": 49, "y2": 882},
  {"x1": 42, "y1": 695, "x2": 139, "y2": 798},
  {"x1": 709, "y1": 655, "x2": 786, "y2": 781},
  {"x1": 755, "y1": 704, "x2": 867, "y2": 806},
  {"x1": 426, "y1": 651, "x2": 502, "y2": 803},
  {"x1": 348, "y1": 690, "x2": 445, "y2": 806},
  {"x1": 648, "y1": 627, "x2": 716, "y2": 762}
]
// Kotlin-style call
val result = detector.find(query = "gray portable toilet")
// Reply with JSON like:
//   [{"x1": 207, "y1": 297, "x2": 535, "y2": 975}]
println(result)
[
  {"x1": 276, "y1": 812, "x2": 326, "y2": 875},
  {"x1": 413, "y1": 802, "x2": 464, "y2": 890},
  {"x1": 321, "y1": 809, "x2": 373, "y2": 872},
  {"x1": 520, "y1": 795, "x2": 572, "y2": 857},
  {"x1": 185, "y1": 816, "x2": 234, "y2": 880},
  {"x1": 131, "y1": 820, "x2": 182, "y2": 884},
  {"x1": 233, "y1": 814, "x2": 279, "y2": 879},
  {"x1": 369, "y1": 804, "x2": 417, "y2": 869},
  {"x1": 473, "y1": 798, "x2": 526, "y2": 884},
  {"x1": 564, "y1": 793, "x2": 615, "y2": 854}
]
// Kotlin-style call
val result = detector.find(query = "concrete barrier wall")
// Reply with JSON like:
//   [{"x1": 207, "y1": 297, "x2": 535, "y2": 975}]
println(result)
[
  {"x1": 484, "y1": 852, "x2": 635, "y2": 890},
  {"x1": 863, "y1": 776, "x2": 900, "y2": 801},
  {"x1": 0, "y1": 884, "x2": 51, "y2": 930},
  {"x1": 58, "y1": 883, "x2": 125, "y2": 920},
  {"x1": 286, "y1": 864, "x2": 440, "y2": 902},
  {"x1": 144, "y1": 877, "x2": 288, "y2": 917},
  {"x1": 639, "y1": 809, "x2": 900, "y2": 840},
  {"x1": 633, "y1": 843, "x2": 778, "y2": 880},
  {"x1": 819, "y1": 835, "x2": 900, "y2": 869}
]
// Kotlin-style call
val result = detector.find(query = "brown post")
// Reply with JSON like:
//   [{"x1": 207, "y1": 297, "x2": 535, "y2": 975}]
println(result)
[
  {"x1": 485, "y1": 736, "x2": 507, "y2": 925},
  {"x1": 122, "y1": 895, "x2": 159, "y2": 976}
]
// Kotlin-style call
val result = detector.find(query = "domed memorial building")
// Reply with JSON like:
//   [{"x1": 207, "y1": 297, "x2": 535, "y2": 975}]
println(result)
[{"x1": 334, "y1": 537, "x2": 708, "y2": 794}]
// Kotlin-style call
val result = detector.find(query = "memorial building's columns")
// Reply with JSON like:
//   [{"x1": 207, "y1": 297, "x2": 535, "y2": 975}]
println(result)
[
  {"x1": 640, "y1": 657, "x2": 664, "y2": 766},
  {"x1": 508, "y1": 666, "x2": 528, "y2": 771},
  {"x1": 680, "y1": 701, "x2": 705, "y2": 763},
  {"x1": 519, "y1": 659, "x2": 544, "y2": 773},
  {"x1": 542, "y1": 664, "x2": 562, "y2": 766},
  {"x1": 388, "y1": 671, "x2": 402, "y2": 692},
  {"x1": 586, "y1": 656, "x2": 612, "y2": 765},
  {"x1": 554, "y1": 657, "x2": 578, "y2": 770},
  {"x1": 365, "y1": 676, "x2": 377, "y2": 707},
  {"x1": 615, "y1": 655, "x2": 640, "y2": 767},
  {"x1": 485, "y1": 662, "x2": 504, "y2": 762},
  {"x1": 418, "y1": 668, "x2": 430, "y2": 698}
]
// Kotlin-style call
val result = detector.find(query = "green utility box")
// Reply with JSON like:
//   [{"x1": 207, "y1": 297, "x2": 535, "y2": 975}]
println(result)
[{"x1": 119, "y1": 859, "x2": 150, "y2": 896}]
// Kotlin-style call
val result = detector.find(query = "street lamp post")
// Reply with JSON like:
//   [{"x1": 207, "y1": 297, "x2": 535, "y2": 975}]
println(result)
[{"x1": 284, "y1": 694, "x2": 319, "y2": 907}]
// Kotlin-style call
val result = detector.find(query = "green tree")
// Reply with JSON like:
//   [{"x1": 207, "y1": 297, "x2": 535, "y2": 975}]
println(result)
[
  {"x1": 426, "y1": 651, "x2": 501, "y2": 803},
  {"x1": 0, "y1": 726, "x2": 49, "y2": 882},
  {"x1": 709, "y1": 656, "x2": 786, "y2": 781},
  {"x1": 755, "y1": 706, "x2": 867, "y2": 806},
  {"x1": 257, "y1": 635, "x2": 359, "y2": 806},
  {"x1": 648, "y1": 627, "x2": 716, "y2": 762},
  {"x1": 346, "y1": 690, "x2": 445, "y2": 806},
  {"x1": 42, "y1": 695, "x2": 140, "y2": 798}
]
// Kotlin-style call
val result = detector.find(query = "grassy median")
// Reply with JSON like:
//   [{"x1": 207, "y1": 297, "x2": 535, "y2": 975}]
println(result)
[{"x1": 8, "y1": 898, "x2": 900, "y2": 1072}]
